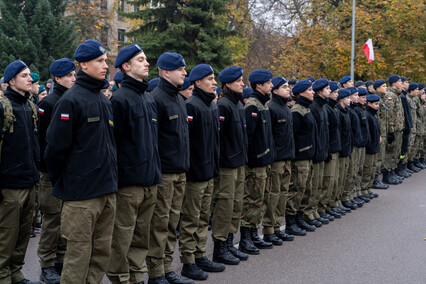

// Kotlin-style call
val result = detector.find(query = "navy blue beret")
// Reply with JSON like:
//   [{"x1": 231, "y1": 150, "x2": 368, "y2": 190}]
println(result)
[
  {"x1": 102, "y1": 80, "x2": 110, "y2": 89},
  {"x1": 74, "y1": 39, "x2": 106, "y2": 63},
  {"x1": 189, "y1": 64, "x2": 214, "y2": 83},
  {"x1": 218, "y1": 66, "x2": 243, "y2": 83},
  {"x1": 216, "y1": 85, "x2": 221, "y2": 95},
  {"x1": 114, "y1": 44, "x2": 143, "y2": 68},
  {"x1": 114, "y1": 71, "x2": 123, "y2": 84},
  {"x1": 306, "y1": 77, "x2": 315, "y2": 83},
  {"x1": 400, "y1": 76, "x2": 410, "y2": 82},
  {"x1": 292, "y1": 79, "x2": 312, "y2": 95},
  {"x1": 373, "y1": 79, "x2": 386, "y2": 90},
  {"x1": 347, "y1": 87, "x2": 358, "y2": 95},
  {"x1": 329, "y1": 81, "x2": 339, "y2": 92},
  {"x1": 358, "y1": 87, "x2": 367, "y2": 96},
  {"x1": 271, "y1": 76, "x2": 287, "y2": 91},
  {"x1": 365, "y1": 80, "x2": 374, "y2": 87},
  {"x1": 355, "y1": 80, "x2": 365, "y2": 87},
  {"x1": 181, "y1": 77, "x2": 191, "y2": 90},
  {"x1": 418, "y1": 83, "x2": 424, "y2": 90},
  {"x1": 408, "y1": 83, "x2": 418, "y2": 91},
  {"x1": 157, "y1": 52, "x2": 185, "y2": 70},
  {"x1": 242, "y1": 87, "x2": 253, "y2": 98},
  {"x1": 249, "y1": 69, "x2": 273, "y2": 84},
  {"x1": 288, "y1": 79, "x2": 297, "y2": 85},
  {"x1": 147, "y1": 78, "x2": 160, "y2": 92},
  {"x1": 4, "y1": 61, "x2": 28, "y2": 83},
  {"x1": 388, "y1": 74, "x2": 401, "y2": 84},
  {"x1": 340, "y1": 76, "x2": 351, "y2": 85},
  {"x1": 49, "y1": 58, "x2": 76, "y2": 77},
  {"x1": 366, "y1": 94, "x2": 380, "y2": 102},
  {"x1": 312, "y1": 78, "x2": 329, "y2": 91},
  {"x1": 337, "y1": 89, "x2": 351, "y2": 100}
]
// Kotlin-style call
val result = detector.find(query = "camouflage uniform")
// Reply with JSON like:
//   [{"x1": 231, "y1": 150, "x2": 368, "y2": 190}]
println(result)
[
  {"x1": 406, "y1": 93, "x2": 418, "y2": 161},
  {"x1": 376, "y1": 91, "x2": 389, "y2": 173},
  {"x1": 384, "y1": 88, "x2": 405, "y2": 170}
]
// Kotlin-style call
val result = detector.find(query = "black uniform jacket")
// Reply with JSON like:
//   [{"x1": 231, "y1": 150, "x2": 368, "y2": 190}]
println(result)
[
  {"x1": 152, "y1": 77, "x2": 190, "y2": 173},
  {"x1": 185, "y1": 87, "x2": 219, "y2": 182},
  {"x1": 245, "y1": 90, "x2": 275, "y2": 167},
  {"x1": 336, "y1": 105, "x2": 353, "y2": 157},
  {"x1": 310, "y1": 94, "x2": 329, "y2": 163},
  {"x1": 292, "y1": 96, "x2": 316, "y2": 161},
  {"x1": 325, "y1": 99, "x2": 341, "y2": 154},
  {"x1": 365, "y1": 106, "x2": 381, "y2": 154},
  {"x1": 111, "y1": 75, "x2": 161, "y2": 187},
  {"x1": 353, "y1": 103, "x2": 370, "y2": 147},
  {"x1": 400, "y1": 91, "x2": 412, "y2": 131},
  {"x1": 348, "y1": 104, "x2": 363, "y2": 147},
  {"x1": 268, "y1": 94, "x2": 295, "y2": 161},
  {"x1": 45, "y1": 70, "x2": 118, "y2": 201},
  {"x1": 0, "y1": 87, "x2": 40, "y2": 189},
  {"x1": 217, "y1": 89, "x2": 248, "y2": 168},
  {"x1": 38, "y1": 83, "x2": 68, "y2": 172}
]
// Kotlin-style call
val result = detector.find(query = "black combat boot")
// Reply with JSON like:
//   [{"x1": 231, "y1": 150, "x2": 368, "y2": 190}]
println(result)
[
  {"x1": 250, "y1": 228, "x2": 273, "y2": 249},
  {"x1": 372, "y1": 174, "x2": 389, "y2": 189},
  {"x1": 165, "y1": 272, "x2": 194, "y2": 284},
  {"x1": 226, "y1": 234, "x2": 248, "y2": 261},
  {"x1": 238, "y1": 227, "x2": 260, "y2": 255},
  {"x1": 274, "y1": 230, "x2": 294, "y2": 241},
  {"x1": 414, "y1": 159, "x2": 426, "y2": 169},
  {"x1": 213, "y1": 240, "x2": 240, "y2": 265},
  {"x1": 326, "y1": 209, "x2": 342, "y2": 218},
  {"x1": 408, "y1": 161, "x2": 420, "y2": 172},
  {"x1": 396, "y1": 161, "x2": 411, "y2": 178},
  {"x1": 402, "y1": 163, "x2": 414, "y2": 174},
  {"x1": 148, "y1": 275, "x2": 171, "y2": 284},
  {"x1": 308, "y1": 218, "x2": 323, "y2": 227},
  {"x1": 390, "y1": 170, "x2": 404, "y2": 183},
  {"x1": 296, "y1": 211, "x2": 316, "y2": 232},
  {"x1": 284, "y1": 215, "x2": 307, "y2": 236},
  {"x1": 263, "y1": 233, "x2": 283, "y2": 246},
  {"x1": 342, "y1": 200, "x2": 357, "y2": 210},
  {"x1": 40, "y1": 267, "x2": 61, "y2": 284},
  {"x1": 195, "y1": 256, "x2": 225, "y2": 273},
  {"x1": 181, "y1": 263, "x2": 208, "y2": 281},
  {"x1": 382, "y1": 170, "x2": 399, "y2": 185},
  {"x1": 420, "y1": 158, "x2": 426, "y2": 167}
]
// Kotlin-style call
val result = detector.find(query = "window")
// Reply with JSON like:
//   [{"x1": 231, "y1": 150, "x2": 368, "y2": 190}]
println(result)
[{"x1": 118, "y1": 29, "x2": 126, "y2": 43}]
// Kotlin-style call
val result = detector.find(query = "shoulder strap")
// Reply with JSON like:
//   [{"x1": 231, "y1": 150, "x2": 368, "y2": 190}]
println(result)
[
  {"x1": 27, "y1": 99, "x2": 38, "y2": 131},
  {"x1": 0, "y1": 97, "x2": 16, "y2": 162}
]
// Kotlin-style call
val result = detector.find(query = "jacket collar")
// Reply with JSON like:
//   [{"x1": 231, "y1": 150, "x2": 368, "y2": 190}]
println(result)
[
  {"x1": 222, "y1": 88, "x2": 242, "y2": 105},
  {"x1": 250, "y1": 90, "x2": 270, "y2": 105},
  {"x1": 121, "y1": 74, "x2": 149, "y2": 95},
  {"x1": 296, "y1": 95, "x2": 313, "y2": 107},
  {"x1": 4, "y1": 86, "x2": 30, "y2": 104},
  {"x1": 75, "y1": 70, "x2": 106, "y2": 92},
  {"x1": 192, "y1": 86, "x2": 216, "y2": 106}
]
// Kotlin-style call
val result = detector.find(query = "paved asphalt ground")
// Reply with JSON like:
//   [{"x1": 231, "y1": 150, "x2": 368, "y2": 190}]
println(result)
[{"x1": 23, "y1": 172, "x2": 426, "y2": 284}]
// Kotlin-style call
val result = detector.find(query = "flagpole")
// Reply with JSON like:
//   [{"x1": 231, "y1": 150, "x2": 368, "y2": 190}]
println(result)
[{"x1": 350, "y1": 0, "x2": 355, "y2": 80}]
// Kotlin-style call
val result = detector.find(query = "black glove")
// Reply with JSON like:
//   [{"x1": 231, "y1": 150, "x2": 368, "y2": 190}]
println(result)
[{"x1": 387, "y1": 132, "x2": 395, "y2": 144}]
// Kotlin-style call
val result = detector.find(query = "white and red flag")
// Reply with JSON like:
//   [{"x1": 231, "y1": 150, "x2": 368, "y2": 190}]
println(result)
[{"x1": 362, "y1": 38, "x2": 375, "y2": 64}]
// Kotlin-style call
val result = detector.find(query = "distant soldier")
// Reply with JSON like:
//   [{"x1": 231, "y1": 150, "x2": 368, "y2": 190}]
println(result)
[
  {"x1": 146, "y1": 77, "x2": 160, "y2": 94},
  {"x1": 0, "y1": 60, "x2": 41, "y2": 284},
  {"x1": 45, "y1": 40, "x2": 117, "y2": 283},
  {"x1": 366, "y1": 80, "x2": 375, "y2": 95},
  {"x1": 285, "y1": 79, "x2": 317, "y2": 236},
  {"x1": 406, "y1": 83, "x2": 421, "y2": 172},
  {"x1": 179, "y1": 77, "x2": 193, "y2": 101},
  {"x1": 106, "y1": 44, "x2": 161, "y2": 284},
  {"x1": 239, "y1": 69, "x2": 275, "y2": 253},
  {"x1": 340, "y1": 76, "x2": 354, "y2": 88},
  {"x1": 415, "y1": 84, "x2": 426, "y2": 169},
  {"x1": 30, "y1": 72, "x2": 40, "y2": 105},
  {"x1": 335, "y1": 89, "x2": 354, "y2": 213},
  {"x1": 37, "y1": 58, "x2": 76, "y2": 284},
  {"x1": 145, "y1": 52, "x2": 192, "y2": 284},
  {"x1": 262, "y1": 76, "x2": 295, "y2": 243}
]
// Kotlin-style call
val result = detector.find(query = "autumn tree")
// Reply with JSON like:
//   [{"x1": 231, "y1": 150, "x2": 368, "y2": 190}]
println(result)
[{"x1": 0, "y1": 0, "x2": 76, "y2": 80}]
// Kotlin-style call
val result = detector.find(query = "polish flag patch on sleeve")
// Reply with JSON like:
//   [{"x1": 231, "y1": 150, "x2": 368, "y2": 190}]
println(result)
[
  {"x1": 39, "y1": 108, "x2": 44, "y2": 114},
  {"x1": 61, "y1": 113, "x2": 70, "y2": 120},
  {"x1": 251, "y1": 112, "x2": 258, "y2": 117},
  {"x1": 387, "y1": 97, "x2": 392, "y2": 101},
  {"x1": 219, "y1": 116, "x2": 225, "y2": 121},
  {"x1": 187, "y1": 116, "x2": 193, "y2": 121}
]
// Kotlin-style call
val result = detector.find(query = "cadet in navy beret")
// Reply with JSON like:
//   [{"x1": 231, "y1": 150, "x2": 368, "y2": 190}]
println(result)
[
  {"x1": 408, "y1": 83, "x2": 418, "y2": 92},
  {"x1": 306, "y1": 77, "x2": 315, "y2": 83},
  {"x1": 355, "y1": 80, "x2": 365, "y2": 87},
  {"x1": 218, "y1": 66, "x2": 243, "y2": 84},
  {"x1": 329, "y1": 81, "x2": 339, "y2": 93},
  {"x1": 366, "y1": 94, "x2": 380, "y2": 102},
  {"x1": 114, "y1": 70, "x2": 124, "y2": 85},
  {"x1": 147, "y1": 77, "x2": 160, "y2": 92},
  {"x1": 74, "y1": 39, "x2": 107, "y2": 63},
  {"x1": 365, "y1": 80, "x2": 374, "y2": 87},
  {"x1": 248, "y1": 69, "x2": 273, "y2": 84},
  {"x1": 337, "y1": 88, "x2": 351, "y2": 100},
  {"x1": 292, "y1": 79, "x2": 312, "y2": 95},
  {"x1": 157, "y1": 52, "x2": 186, "y2": 70},
  {"x1": 114, "y1": 44, "x2": 143, "y2": 68},
  {"x1": 3, "y1": 61, "x2": 29, "y2": 83},
  {"x1": 340, "y1": 75, "x2": 353, "y2": 88},
  {"x1": 179, "y1": 77, "x2": 193, "y2": 100},
  {"x1": 388, "y1": 74, "x2": 401, "y2": 84},
  {"x1": 242, "y1": 87, "x2": 252, "y2": 99},
  {"x1": 215, "y1": 85, "x2": 221, "y2": 95},
  {"x1": 347, "y1": 86, "x2": 358, "y2": 95},
  {"x1": 373, "y1": 79, "x2": 386, "y2": 90},
  {"x1": 189, "y1": 64, "x2": 214, "y2": 83},
  {"x1": 418, "y1": 83, "x2": 424, "y2": 90},
  {"x1": 49, "y1": 58, "x2": 76, "y2": 78},
  {"x1": 288, "y1": 78, "x2": 297, "y2": 86},
  {"x1": 358, "y1": 87, "x2": 367, "y2": 96},
  {"x1": 312, "y1": 78, "x2": 329, "y2": 91},
  {"x1": 271, "y1": 76, "x2": 287, "y2": 91}
]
